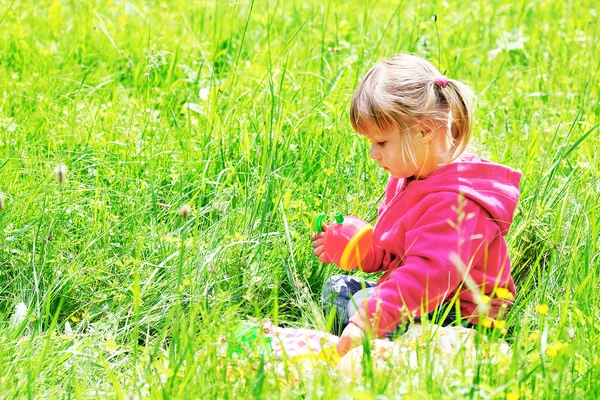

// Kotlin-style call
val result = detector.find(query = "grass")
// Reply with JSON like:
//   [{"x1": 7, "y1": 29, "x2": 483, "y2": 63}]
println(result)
[{"x1": 0, "y1": 0, "x2": 599, "y2": 398}]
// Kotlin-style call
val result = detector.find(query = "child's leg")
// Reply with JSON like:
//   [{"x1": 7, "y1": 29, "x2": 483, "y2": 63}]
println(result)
[{"x1": 321, "y1": 275, "x2": 377, "y2": 335}]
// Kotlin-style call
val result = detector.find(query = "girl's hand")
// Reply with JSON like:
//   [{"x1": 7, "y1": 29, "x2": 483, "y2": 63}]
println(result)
[
  {"x1": 311, "y1": 225, "x2": 332, "y2": 263},
  {"x1": 337, "y1": 322, "x2": 365, "y2": 357}
]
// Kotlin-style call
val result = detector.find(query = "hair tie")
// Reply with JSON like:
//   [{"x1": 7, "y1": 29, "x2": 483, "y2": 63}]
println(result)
[{"x1": 434, "y1": 76, "x2": 448, "y2": 88}]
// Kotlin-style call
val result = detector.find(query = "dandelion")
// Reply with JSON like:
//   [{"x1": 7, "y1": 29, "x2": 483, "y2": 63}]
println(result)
[
  {"x1": 178, "y1": 203, "x2": 191, "y2": 219},
  {"x1": 495, "y1": 287, "x2": 514, "y2": 300},
  {"x1": 546, "y1": 345, "x2": 558, "y2": 357},
  {"x1": 481, "y1": 317, "x2": 493, "y2": 328},
  {"x1": 546, "y1": 341, "x2": 566, "y2": 357},
  {"x1": 536, "y1": 304, "x2": 549, "y2": 315},
  {"x1": 54, "y1": 163, "x2": 67, "y2": 184},
  {"x1": 0, "y1": 189, "x2": 5, "y2": 211},
  {"x1": 71, "y1": 315, "x2": 81, "y2": 323},
  {"x1": 494, "y1": 319, "x2": 506, "y2": 329},
  {"x1": 506, "y1": 391, "x2": 520, "y2": 400},
  {"x1": 528, "y1": 332, "x2": 540, "y2": 341}
]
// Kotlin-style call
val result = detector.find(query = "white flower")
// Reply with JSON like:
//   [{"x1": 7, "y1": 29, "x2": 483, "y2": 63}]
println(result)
[
  {"x1": 10, "y1": 302, "x2": 28, "y2": 327},
  {"x1": 64, "y1": 321, "x2": 73, "y2": 337},
  {"x1": 199, "y1": 87, "x2": 210, "y2": 101}
]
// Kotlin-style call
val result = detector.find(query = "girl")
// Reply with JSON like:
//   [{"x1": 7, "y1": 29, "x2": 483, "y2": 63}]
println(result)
[{"x1": 312, "y1": 54, "x2": 522, "y2": 356}]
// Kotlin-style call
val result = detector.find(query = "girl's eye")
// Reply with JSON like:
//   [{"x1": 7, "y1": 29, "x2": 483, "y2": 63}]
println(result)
[{"x1": 376, "y1": 141, "x2": 386, "y2": 147}]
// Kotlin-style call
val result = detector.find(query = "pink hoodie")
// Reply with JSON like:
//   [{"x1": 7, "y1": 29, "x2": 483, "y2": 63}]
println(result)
[{"x1": 349, "y1": 154, "x2": 522, "y2": 336}]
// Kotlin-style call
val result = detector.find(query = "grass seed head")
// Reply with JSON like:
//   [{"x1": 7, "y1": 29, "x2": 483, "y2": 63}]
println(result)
[
  {"x1": 54, "y1": 163, "x2": 68, "y2": 184},
  {"x1": 178, "y1": 203, "x2": 191, "y2": 219}
]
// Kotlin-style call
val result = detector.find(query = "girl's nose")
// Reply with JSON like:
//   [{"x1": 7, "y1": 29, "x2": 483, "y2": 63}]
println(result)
[{"x1": 369, "y1": 146, "x2": 379, "y2": 160}]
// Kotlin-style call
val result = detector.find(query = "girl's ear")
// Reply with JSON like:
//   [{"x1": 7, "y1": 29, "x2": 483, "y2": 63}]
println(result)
[{"x1": 418, "y1": 119, "x2": 438, "y2": 142}]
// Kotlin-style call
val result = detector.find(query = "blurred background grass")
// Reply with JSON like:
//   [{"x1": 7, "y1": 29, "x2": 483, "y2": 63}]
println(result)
[{"x1": 0, "y1": 0, "x2": 598, "y2": 397}]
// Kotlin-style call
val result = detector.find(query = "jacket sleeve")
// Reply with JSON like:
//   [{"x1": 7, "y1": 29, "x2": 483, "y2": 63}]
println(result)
[
  {"x1": 350, "y1": 193, "x2": 489, "y2": 336},
  {"x1": 354, "y1": 177, "x2": 404, "y2": 273},
  {"x1": 356, "y1": 242, "x2": 401, "y2": 273}
]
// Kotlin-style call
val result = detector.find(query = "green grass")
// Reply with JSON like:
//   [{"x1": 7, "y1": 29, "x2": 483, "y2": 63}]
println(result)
[{"x1": 0, "y1": 0, "x2": 599, "y2": 398}]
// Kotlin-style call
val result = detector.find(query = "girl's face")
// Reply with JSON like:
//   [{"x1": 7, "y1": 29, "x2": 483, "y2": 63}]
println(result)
[{"x1": 363, "y1": 125, "x2": 438, "y2": 180}]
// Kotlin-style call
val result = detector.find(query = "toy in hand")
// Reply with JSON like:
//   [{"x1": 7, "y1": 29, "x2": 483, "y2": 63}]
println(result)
[{"x1": 315, "y1": 212, "x2": 373, "y2": 271}]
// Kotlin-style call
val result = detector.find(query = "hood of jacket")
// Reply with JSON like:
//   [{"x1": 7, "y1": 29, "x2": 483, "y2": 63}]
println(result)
[{"x1": 397, "y1": 153, "x2": 522, "y2": 234}]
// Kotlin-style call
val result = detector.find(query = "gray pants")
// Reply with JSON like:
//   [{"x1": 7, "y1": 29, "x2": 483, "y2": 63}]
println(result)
[{"x1": 322, "y1": 275, "x2": 469, "y2": 336}]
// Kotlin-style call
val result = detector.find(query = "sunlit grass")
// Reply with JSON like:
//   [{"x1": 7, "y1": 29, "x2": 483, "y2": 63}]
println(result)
[{"x1": 0, "y1": 0, "x2": 599, "y2": 398}]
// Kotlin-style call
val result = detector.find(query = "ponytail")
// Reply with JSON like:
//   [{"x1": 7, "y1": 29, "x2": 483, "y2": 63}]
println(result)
[{"x1": 445, "y1": 79, "x2": 474, "y2": 160}]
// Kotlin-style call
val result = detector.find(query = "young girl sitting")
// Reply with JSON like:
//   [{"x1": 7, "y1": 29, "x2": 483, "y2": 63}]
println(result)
[{"x1": 312, "y1": 54, "x2": 522, "y2": 357}]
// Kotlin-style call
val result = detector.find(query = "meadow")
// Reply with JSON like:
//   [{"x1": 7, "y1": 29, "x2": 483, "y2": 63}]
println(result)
[{"x1": 0, "y1": 0, "x2": 598, "y2": 398}]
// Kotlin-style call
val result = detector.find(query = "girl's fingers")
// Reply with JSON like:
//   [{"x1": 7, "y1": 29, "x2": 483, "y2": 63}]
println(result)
[
  {"x1": 336, "y1": 337, "x2": 350, "y2": 357},
  {"x1": 312, "y1": 237, "x2": 324, "y2": 248},
  {"x1": 313, "y1": 245, "x2": 324, "y2": 257},
  {"x1": 318, "y1": 252, "x2": 331, "y2": 264},
  {"x1": 311, "y1": 231, "x2": 325, "y2": 241}
]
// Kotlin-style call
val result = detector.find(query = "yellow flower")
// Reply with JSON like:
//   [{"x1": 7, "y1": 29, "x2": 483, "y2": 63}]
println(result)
[
  {"x1": 70, "y1": 316, "x2": 80, "y2": 323},
  {"x1": 536, "y1": 304, "x2": 549, "y2": 315},
  {"x1": 494, "y1": 319, "x2": 506, "y2": 329},
  {"x1": 546, "y1": 346, "x2": 558, "y2": 357},
  {"x1": 496, "y1": 287, "x2": 514, "y2": 300},
  {"x1": 480, "y1": 295, "x2": 491, "y2": 304},
  {"x1": 529, "y1": 332, "x2": 540, "y2": 341},
  {"x1": 481, "y1": 317, "x2": 493, "y2": 328},
  {"x1": 506, "y1": 391, "x2": 520, "y2": 400},
  {"x1": 182, "y1": 279, "x2": 191, "y2": 286},
  {"x1": 546, "y1": 342, "x2": 566, "y2": 357}
]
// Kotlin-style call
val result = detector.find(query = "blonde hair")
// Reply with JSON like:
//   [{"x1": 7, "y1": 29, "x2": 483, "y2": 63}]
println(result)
[{"x1": 350, "y1": 54, "x2": 474, "y2": 165}]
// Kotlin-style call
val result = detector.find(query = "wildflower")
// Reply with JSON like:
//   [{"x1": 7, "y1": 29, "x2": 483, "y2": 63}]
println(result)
[
  {"x1": 528, "y1": 332, "x2": 540, "y2": 341},
  {"x1": 0, "y1": 189, "x2": 4, "y2": 211},
  {"x1": 536, "y1": 304, "x2": 549, "y2": 315},
  {"x1": 546, "y1": 341, "x2": 566, "y2": 357},
  {"x1": 10, "y1": 302, "x2": 28, "y2": 327},
  {"x1": 54, "y1": 163, "x2": 68, "y2": 184},
  {"x1": 546, "y1": 346, "x2": 558, "y2": 357},
  {"x1": 496, "y1": 287, "x2": 514, "y2": 300},
  {"x1": 480, "y1": 294, "x2": 491, "y2": 304},
  {"x1": 494, "y1": 319, "x2": 506, "y2": 329},
  {"x1": 71, "y1": 315, "x2": 81, "y2": 323},
  {"x1": 481, "y1": 318, "x2": 493, "y2": 328},
  {"x1": 199, "y1": 87, "x2": 210, "y2": 101},
  {"x1": 64, "y1": 321, "x2": 73, "y2": 337},
  {"x1": 178, "y1": 203, "x2": 191, "y2": 219},
  {"x1": 506, "y1": 391, "x2": 520, "y2": 400},
  {"x1": 182, "y1": 279, "x2": 191, "y2": 286}
]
